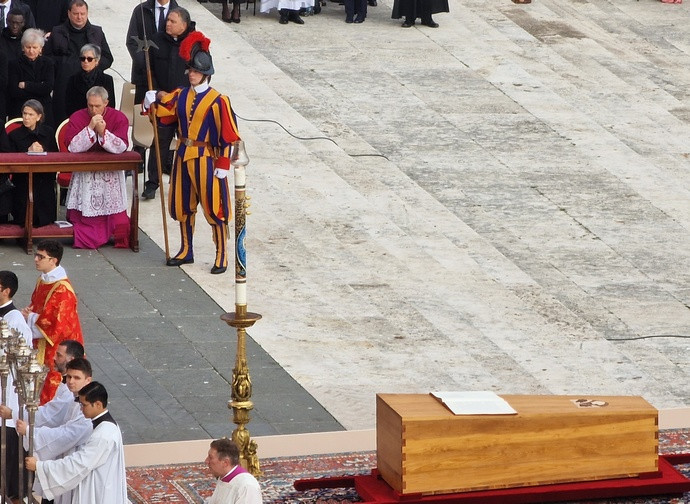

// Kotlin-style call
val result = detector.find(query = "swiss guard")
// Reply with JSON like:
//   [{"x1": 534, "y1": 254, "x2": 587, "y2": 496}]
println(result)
[{"x1": 144, "y1": 31, "x2": 241, "y2": 274}]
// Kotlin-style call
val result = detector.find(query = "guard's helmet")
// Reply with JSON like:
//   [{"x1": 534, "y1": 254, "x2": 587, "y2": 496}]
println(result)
[{"x1": 179, "y1": 31, "x2": 214, "y2": 76}]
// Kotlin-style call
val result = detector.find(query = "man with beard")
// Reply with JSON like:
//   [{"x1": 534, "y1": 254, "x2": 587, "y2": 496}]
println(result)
[{"x1": 17, "y1": 357, "x2": 93, "y2": 504}]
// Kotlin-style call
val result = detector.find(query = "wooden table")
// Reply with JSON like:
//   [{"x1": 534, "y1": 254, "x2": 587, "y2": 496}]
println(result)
[
  {"x1": 377, "y1": 393, "x2": 659, "y2": 495},
  {"x1": 0, "y1": 151, "x2": 142, "y2": 253}
]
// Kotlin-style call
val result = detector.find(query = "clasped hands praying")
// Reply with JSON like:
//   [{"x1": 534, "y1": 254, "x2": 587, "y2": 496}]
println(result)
[{"x1": 88, "y1": 114, "x2": 107, "y2": 136}]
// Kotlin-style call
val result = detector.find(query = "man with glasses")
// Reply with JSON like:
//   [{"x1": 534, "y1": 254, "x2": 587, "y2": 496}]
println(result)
[
  {"x1": 25, "y1": 381, "x2": 128, "y2": 504},
  {"x1": 21, "y1": 239, "x2": 83, "y2": 405}
]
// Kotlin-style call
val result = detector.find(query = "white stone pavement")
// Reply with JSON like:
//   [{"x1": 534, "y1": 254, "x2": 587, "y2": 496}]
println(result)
[{"x1": 95, "y1": 0, "x2": 689, "y2": 431}]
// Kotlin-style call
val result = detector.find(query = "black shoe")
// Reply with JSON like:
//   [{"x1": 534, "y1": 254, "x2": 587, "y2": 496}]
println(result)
[
  {"x1": 211, "y1": 265, "x2": 227, "y2": 274},
  {"x1": 421, "y1": 18, "x2": 438, "y2": 27},
  {"x1": 279, "y1": 10, "x2": 289, "y2": 23},
  {"x1": 401, "y1": 18, "x2": 414, "y2": 27},
  {"x1": 368, "y1": 0, "x2": 376, "y2": 5},
  {"x1": 346, "y1": 17, "x2": 353, "y2": 22},
  {"x1": 354, "y1": 16, "x2": 364, "y2": 22},
  {"x1": 166, "y1": 257, "x2": 194, "y2": 266},
  {"x1": 289, "y1": 12, "x2": 304, "y2": 23},
  {"x1": 142, "y1": 186, "x2": 157, "y2": 200}
]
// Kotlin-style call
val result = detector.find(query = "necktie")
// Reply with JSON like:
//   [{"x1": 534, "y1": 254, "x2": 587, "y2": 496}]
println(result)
[
  {"x1": 0, "y1": 6, "x2": 6, "y2": 30},
  {"x1": 158, "y1": 6, "x2": 165, "y2": 32}
]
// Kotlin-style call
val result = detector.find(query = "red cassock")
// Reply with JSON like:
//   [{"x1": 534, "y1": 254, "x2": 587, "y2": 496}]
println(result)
[{"x1": 30, "y1": 277, "x2": 84, "y2": 404}]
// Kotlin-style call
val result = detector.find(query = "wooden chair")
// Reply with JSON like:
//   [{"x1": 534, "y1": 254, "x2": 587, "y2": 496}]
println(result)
[
  {"x1": 2, "y1": 119, "x2": 23, "y2": 204},
  {"x1": 120, "y1": 81, "x2": 137, "y2": 127},
  {"x1": 54, "y1": 119, "x2": 71, "y2": 212},
  {"x1": 4, "y1": 117, "x2": 23, "y2": 135},
  {"x1": 131, "y1": 104, "x2": 154, "y2": 150}
]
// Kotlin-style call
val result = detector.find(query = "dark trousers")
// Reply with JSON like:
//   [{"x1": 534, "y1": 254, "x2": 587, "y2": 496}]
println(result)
[
  {"x1": 145, "y1": 124, "x2": 176, "y2": 190},
  {"x1": 345, "y1": 0, "x2": 367, "y2": 20},
  {"x1": 5, "y1": 427, "x2": 29, "y2": 499}
]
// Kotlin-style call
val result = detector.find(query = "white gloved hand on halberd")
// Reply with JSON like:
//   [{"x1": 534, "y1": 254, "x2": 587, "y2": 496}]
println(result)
[
  {"x1": 214, "y1": 168, "x2": 229, "y2": 179},
  {"x1": 143, "y1": 90, "x2": 158, "y2": 110}
]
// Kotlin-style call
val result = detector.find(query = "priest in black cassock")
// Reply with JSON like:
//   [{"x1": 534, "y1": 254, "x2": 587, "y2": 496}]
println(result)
[{"x1": 391, "y1": 0, "x2": 448, "y2": 28}]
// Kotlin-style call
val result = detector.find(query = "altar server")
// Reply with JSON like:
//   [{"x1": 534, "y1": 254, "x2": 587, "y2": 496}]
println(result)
[
  {"x1": 205, "y1": 438, "x2": 263, "y2": 504},
  {"x1": 25, "y1": 381, "x2": 129, "y2": 504},
  {"x1": 0, "y1": 270, "x2": 33, "y2": 502},
  {"x1": 17, "y1": 357, "x2": 93, "y2": 502},
  {"x1": 21, "y1": 239, "x2": 84, "y2": 404}
]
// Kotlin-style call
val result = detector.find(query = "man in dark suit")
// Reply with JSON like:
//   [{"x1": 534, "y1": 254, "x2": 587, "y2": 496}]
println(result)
[
  {"x1": 43, "y1": 0, "x2": 113, "y2": 124},
  {"x1": 0, "y1": 7, "x2": 28, "y2": 123},
  {"x1": 0, "y1": 0, "x2": 35, "y2": 31},
  {"x1": 140, "y1": 6, "x2": 194, "y2": 201},
  {"x1": 125, "y1": 0, "x2": 179, "y2": 61},
  {"x1": 23, "y1": 0, "x2": 68, "y2": 33}
]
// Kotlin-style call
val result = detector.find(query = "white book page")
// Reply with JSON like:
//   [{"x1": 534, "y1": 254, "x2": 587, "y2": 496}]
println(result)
[{"x1": 431, "y1": 391, "x2": 517, "y2": 415}]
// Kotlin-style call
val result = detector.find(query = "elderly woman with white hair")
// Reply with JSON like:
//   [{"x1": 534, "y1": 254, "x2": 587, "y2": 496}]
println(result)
[{"x1": 7, "y1": 28, "x2": 54, "y2": 125}]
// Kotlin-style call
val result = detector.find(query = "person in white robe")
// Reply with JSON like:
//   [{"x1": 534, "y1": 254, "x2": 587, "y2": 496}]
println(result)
[
  {"x1": 205, "y1": 438, "x2": 262, "y2": 504},
  {"x1": 0, "y1": 270, "x2": 34, "y2": 501},
  {"x1": 14, "y1": 339, "x2": 86, "y2": 428},
  {"x1": 64, "y1": 85, "x2": 131, "y2": 249},
  {"x1": 17, "y1": 357, "x2": 93, "y2": 502},
  {"x1": 25, "y1": 381, "x2": 130, "y2": 504}
]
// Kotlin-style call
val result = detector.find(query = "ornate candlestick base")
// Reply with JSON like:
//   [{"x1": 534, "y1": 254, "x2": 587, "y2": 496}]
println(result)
[{"x1": 221, "y1": 310, "x2": 262, "y2": 476}]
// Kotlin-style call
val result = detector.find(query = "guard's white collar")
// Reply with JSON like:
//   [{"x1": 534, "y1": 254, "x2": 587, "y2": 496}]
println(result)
[{"x1": 193, "y1": 81, "x2": 210, "y2": 94}]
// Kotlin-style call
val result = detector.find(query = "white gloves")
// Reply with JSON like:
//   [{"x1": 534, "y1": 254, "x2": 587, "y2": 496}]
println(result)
[
  {"x1": 214, "y1": 168, "x2": 229, "y2": 179},
  {"x1": 143, "y1": 90, "x2": 158, "y2": 110}
]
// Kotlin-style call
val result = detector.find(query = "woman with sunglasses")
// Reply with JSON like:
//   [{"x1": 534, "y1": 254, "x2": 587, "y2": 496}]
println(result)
[
  {"x1": 7, "y1": 28, "x2": 55, "y2": 126},
  {"x1": 64, "y1": 43, "x2": 115, "y2": 119},
  {"x1": 0, "y1": 99, "x2": 58, "y2": 227}
]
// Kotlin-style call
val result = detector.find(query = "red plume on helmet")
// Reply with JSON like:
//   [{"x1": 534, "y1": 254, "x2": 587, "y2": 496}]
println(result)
[
  {"x1": 179, "y1": 31, "x2": 211, "y2": 62},
  {"x1": 179, "y1": 31, "x2": 214, "y2": 76}
]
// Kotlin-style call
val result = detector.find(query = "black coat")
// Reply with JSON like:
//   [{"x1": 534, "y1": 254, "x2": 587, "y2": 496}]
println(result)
[
  {"x1": 65, "y1": 68, "x2": 115, "y2": 118},
  {"x1": 44, "y1": 20, "x2": 113, "y2": 124},
  {"x1": 0, "y1": 51, "x2": 7, "y2": 123},
  {"x1": 1, "y1": 124, "x2": 57, "y2": 226},
  {"x1": 0, "y1": 28, "x2": 23, "y2": 64},
  {"x1": 23, "y1": 0, "x2": 68, "y2": 32},
  {"x1": 391, "y1": 0, "x2": 449, "y2": 20},
  {"x1": 7, "y1": 54, "x2": 54, "y2": 124},
  {"x1": 0, "y1": 0, "x2": 36, "y2": 29},
  {"x1": 125, "y1": 0, "x2": 179, "y2": 60},
  {"x1": 150, "y1": 27, "x2": 194, "y2": 93}
]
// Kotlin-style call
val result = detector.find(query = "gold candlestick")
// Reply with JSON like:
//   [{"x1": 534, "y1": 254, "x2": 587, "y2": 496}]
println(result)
[{"x1": 221, "y1": 140, "x2": 262, "y2": 476}]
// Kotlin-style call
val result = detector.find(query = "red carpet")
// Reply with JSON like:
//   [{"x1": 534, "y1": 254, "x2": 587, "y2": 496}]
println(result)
[{"x1": 126, "y1": 429, "x2": 690, "y2": 503}]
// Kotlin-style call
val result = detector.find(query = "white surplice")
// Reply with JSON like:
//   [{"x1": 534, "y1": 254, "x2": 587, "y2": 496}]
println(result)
[
  {"x1": 30, "y1": 399, "x2": 92, "y2": 502},
  {"x1": 1, "y1": 302, "x2": 32, "y2": 429},
  {"x1": 35, "y1": 410, "x2": 129, "y2": 504},
  {"x1": 65, "y1": 126, "x2": 128, "y2": 217},
  {"x1": 29, "y1": 382, "x2": 74, "y2": 427},
  {"x1": 206, "y1": 470, "x2": 263, "y2": 504}
]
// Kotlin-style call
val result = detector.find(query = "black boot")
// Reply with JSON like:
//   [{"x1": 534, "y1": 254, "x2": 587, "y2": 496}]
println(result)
[
  {"x1": 231, "y1": 1, "x2": 241, "y2": 22},
  {"x1": 222, "y1": 0, "x2": 232, "y2": 21},
  {"x1": 289, "y1": 9, "x2": 304, "y2": 23},
  {"x1": 421, "y1": 16, "x2": 438, "y2": 27},
  {"x1": 279, "y1": 8, "x2": 289, "y2": 23}
]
